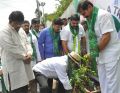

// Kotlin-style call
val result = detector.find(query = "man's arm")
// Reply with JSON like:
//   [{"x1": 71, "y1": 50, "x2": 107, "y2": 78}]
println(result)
[
  {"x1": 81, "y1": 36, "x2": 87, "y2": 55},
  {"x1": 79, "y1": 24, "x2": 87, "y2": 55},
  {"x1": 38, "y1": 31, "x2": 45, "y2": 60},
  {"x1": 34, "y1": 37, "x2": 41, "y2": 62},
  {"x1": 54, "y1": 64, "x2": 72, "y2": 90},
  {"x1": 60, "y1": 29, "x2": 69, "y2": 54},
  {"x1": 98, "y1": 13, "x2": 114, "y2": 52},
  {"x1": 98, "y1": 32, "x2": 111, "y2": 51},
  {"x1": 61, "y1": 40, "x2": 69, "y2": 54}
]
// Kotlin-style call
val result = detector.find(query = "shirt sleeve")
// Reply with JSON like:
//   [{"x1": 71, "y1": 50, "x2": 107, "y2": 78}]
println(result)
[
  {"x1": 54, "y1": 63, "x2": 72, "y2": 90},
  {"x1": 79, "y1": 24, "x2": 86, "y2": 38},
  {"x1": 0, "y1": 31, "x2": 26, "y2": 59},
  {"x1": 38, "y1": 30, "x2": 46, "y2": 60},
  {"x1": 99, "y1": 13, "x2": 115, "y2": 34},
  {"x1": 60, "y1": 29, "x2": 69, "y2": 41},
  {"x1": 20, "y1": 29, "x2": 33, "y2": 55},
  {"x1": 34, "y1": 37, "x2": 41, "y2": 62}
]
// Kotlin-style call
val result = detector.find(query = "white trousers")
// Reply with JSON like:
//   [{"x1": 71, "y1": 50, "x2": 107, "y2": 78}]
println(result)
[{"x1": 97, "y1": 58, "x2": 120, "y2": 93}]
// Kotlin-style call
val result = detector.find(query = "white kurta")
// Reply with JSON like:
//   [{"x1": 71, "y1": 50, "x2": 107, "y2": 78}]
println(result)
[
  {"x1": 33, "y1": 55, "x2": 72, "y2": 90},
  {"x1": 19, "y1": 28, "x2": 35, "y2": 81},
  {"x1": 94, "y1": 9, "x2": 120, "y2": 93},
  {"x1": 0, "y1": 24, "x2": 34, "y2": 91},
  {"x1": 29, "y1": 30, "x2": 41, "y2": 66},
  {"x1": 60, "y1": 24, "x2": 85, "y2": 53}
]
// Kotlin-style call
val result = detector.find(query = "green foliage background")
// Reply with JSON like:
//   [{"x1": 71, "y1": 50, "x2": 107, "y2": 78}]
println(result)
[{"x1": 46, "y1": 0, "x2": 72, "y2": 21}]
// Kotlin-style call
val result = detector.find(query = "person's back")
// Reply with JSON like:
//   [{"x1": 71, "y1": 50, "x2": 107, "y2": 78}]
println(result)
[
  {"x1": 33, "y1": 55, "x2": 67, "y2": 78},
  {"x1": 33, "y1": 51, "x2": 81, "y2": 93},
  {"x1": 33, "y1": 55, "x2": 73, "y2": 93}
]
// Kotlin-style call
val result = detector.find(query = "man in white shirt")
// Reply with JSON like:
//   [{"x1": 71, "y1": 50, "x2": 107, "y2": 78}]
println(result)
[
  {"x1": 77, "y1": 1, "x2": 120, "y2": 93},
  {"x1": 33, "y1": 51, "x2": 81, "y2": 93},
  {"x1": 60, "y1": 14, "x2": 86, "y2": 55}
]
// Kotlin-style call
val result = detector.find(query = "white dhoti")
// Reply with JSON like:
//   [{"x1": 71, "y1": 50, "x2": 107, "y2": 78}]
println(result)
[{"x1": 97, "y1": 57, "x2": 120, "y2": 93}]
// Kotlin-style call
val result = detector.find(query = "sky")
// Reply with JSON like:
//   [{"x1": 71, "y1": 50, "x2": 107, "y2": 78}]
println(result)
[{"x1": 0, "y1": 0, "x2": 60, "y2": 28}]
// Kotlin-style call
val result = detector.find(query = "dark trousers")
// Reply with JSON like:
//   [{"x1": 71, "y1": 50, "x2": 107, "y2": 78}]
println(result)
[
  {"x1": 34, "y1": 71, "x2": 66, "y2": 93},
  {"x1": 57, "y1": 80, "x2": 65, "y2": 93},
  {"x1": 47, "y1": 78, "x2": 53, "y2": 93},
  {"x1": 34, "y1": 71, "x2": 51, "y2": 93},
  {"x1": 10, "y1": 85, "x2": 28, "y2": 93}
]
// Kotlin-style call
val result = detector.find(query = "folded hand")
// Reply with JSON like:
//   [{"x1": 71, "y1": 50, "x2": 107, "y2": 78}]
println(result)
[{"x1": 23, "y1": 54, "x2": 32, "y2": 64}]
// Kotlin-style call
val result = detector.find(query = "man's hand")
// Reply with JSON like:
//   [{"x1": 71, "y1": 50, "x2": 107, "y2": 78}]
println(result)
[{"x1": 23, "y1": 54, "x2": 32, "y2": 64}]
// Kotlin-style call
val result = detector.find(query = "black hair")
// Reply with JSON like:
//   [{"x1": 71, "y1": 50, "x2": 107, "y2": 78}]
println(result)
[
  {"x1": 81, "y1": 20, "x2": 87, "y2": 25},
  {"x1": 77, "y1": 0, "x2": 93, "y2": 12},
  {"x1": 9, "y1": 11, "x2": 24, "y2": 23},
  {"x1": 23, "y1": 20, "x2": 30, "y2": 24},
  {"x1": 52, "y1": 18, "x2": 63, "y2": 25},
  {"x1": 62, "y1": 18, "x2": 67, "y2": 21},
  {"x1": 31, "y1": 18, "x2": 40, "y2": 24},
  {"x1": 40, "y1": 23, "x2": 45, "y2": 27},
  {"x1": 67, "y1": 17, "x2": 71, "y2": 21},
  {"x1": 70, "y1": 14, "x2": 80, "y2": 21}
]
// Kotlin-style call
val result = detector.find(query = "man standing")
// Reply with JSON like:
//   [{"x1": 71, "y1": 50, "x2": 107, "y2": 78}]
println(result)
[
  {"x1": 30, "y1": 18, "x2": 41, "y2": 65},
  {"x1": 77, "y1": 1, "x2": 120, "y2": 93},
  {"x1": 38, "y1": 18, "x2": 63, "y2": 93},
  {"x1": 20, "y1": 20, "x2": 41, "y2": 93},
  {"x1": 38, "y1": 18, "x2": 63, "y2": 60},
  {"x1": 22, "y1": 20, "x2": 41, "y2": 66},
  {"x1": 0, "y1": 11, "x2": 34, "y2": 93},
  {"x1": 60, "y1": 14, "x2": 86, "y2": 55}
]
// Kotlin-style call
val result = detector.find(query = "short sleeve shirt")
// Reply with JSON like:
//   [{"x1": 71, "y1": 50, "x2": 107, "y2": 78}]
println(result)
[
  {"x1": 60, "y1": 24, "x2": 85, "y2": 52},
  {"x1": 94, "y1": 9, "x2": 120, "y2": 64}
]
